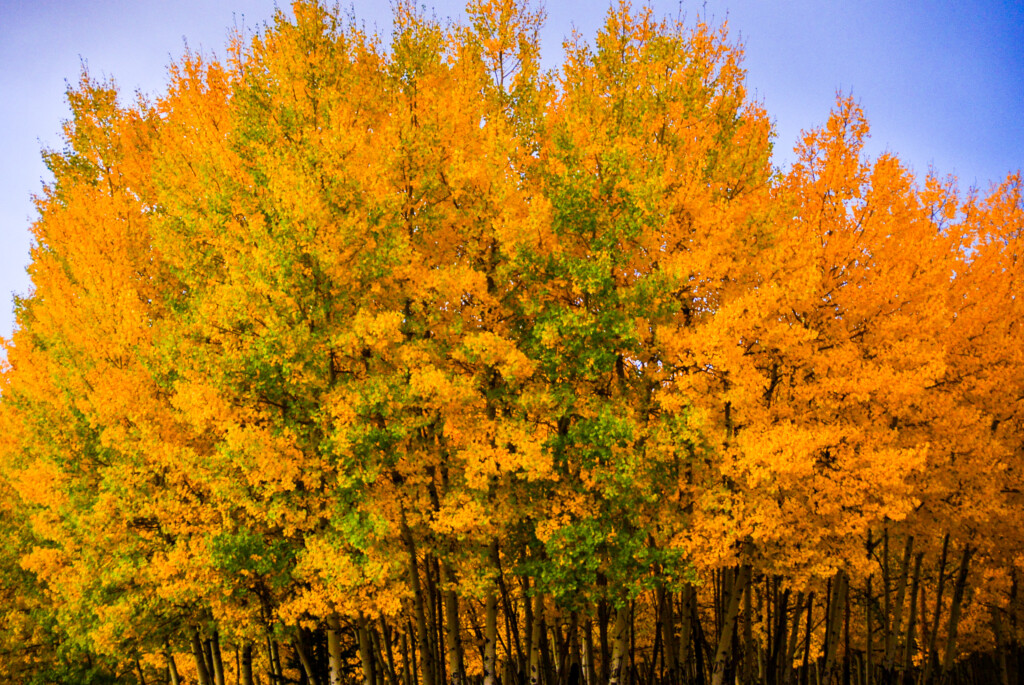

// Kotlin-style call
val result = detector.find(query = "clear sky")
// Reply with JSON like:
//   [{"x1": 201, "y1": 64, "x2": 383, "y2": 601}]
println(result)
[{"x1": 1, "y1": 0, "x2": 1022, "y2": 342}]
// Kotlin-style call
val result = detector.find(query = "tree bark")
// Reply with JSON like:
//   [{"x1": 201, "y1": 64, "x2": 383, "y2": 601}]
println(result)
[
  {"x1": 241, "y1": 642, "x2": 255, "y2": 685},
  {"x1": 296, "y1": 627, "x2": 324, "y2": 685},
  {"x1": 487, "y1": 541, "x2": 505, "y2": 685},
  {"x1": 901, "y1": 553, "x2": 923, "y2": 683},
  {"x1": 992, "y1": 605, "x2": 1011, "y2": 685},
  {"x1": 885, "y1": 536, "x2": 914, "y2": 673},
  {"x1": 524, "y1": 577, "x2": 535, "y2": 682},
  {"x1": 823, "y1": 572, "x2": 848, "y2": 683},
  {"x1": 165, "y1": 646, "x2": 181, "y2": 685},
  {"x1": 678, "y1": 586, "x2": 694, "y2": 674},
  {"x1": 866, "y1": 573, "x2": 874, "y2": 685},
  {"x1": 191, "y1": 629, "x2": 213, "y2": 685},
  {"x1": 485, "y1": 584, "x2": 499, "y2": 685},
  {"x1": 358, "y1": 614, "x2": 378, "y2": 685},
  {"x1": 801, "y1": 593, "x2": 813, "y2": 685},
  {"x1": 135, "y1": 659, "x2": 147, "y2": 685},
  {"x1": 530, "y1": 593, "x2": 545, "y2": 685},
  {"x1": 540, "y1": 602, "x2": 555, "y2": 685},
  {"x1": 843, "y1": 583, "x2": 851, "y2": 685},
  {"x1": 424, "y1": 555, "x2": 444, "y2": 685},
  {"x1": 402, "y1": 512, "x2": 437, "y2": 685},
  {"x1": 939, "y1": 545, "x2": 972, "y2": 683},
  {"x1": 660, "y1": 587, "x2": 678, "y2": 685},
  {"x1": 598, "y1": 598, "x2": 610, "y2": 685},
  {"x1": 784, "y1": 591, "x2": 805, "y2": 685},
  {"x1": 742, "y1": 579, "x2": 753, "y2": 685},
  {"x1": 923, "y1": 533, "x2": 950, "y2": 685},
  {"x1": 498, "y1": 568, "x2": 524, "y2": 677},
  {"x1": 584, "y1": 619, "x2": 597, "y2": 685},
  {"x1": 442, "y1": 561, "x2": 465, "y2": 685},
  {"x1": 212, "y1": 630, "x2": 226, "y2": 685},
  {"x1": 711, "y1": 565, "x2": 750, "y2": 685},
  {"x1": 329, "y1": 615, "x2": 344, "y2": 685},
  {"x1": 268, "y1": 636, "x2": 284, "y2": 684},
  {"x1": 882, "y1": 529, "x2": 891, "y2": 673},
  {"x1": 406, "y1": 623, "x2": 419, "y2": 685},
  {"x1": 774, "y1": 587, "x2": 791, "y2": 685},
  {"x1": 204, "y1": 639, "x2": 216, "y2": 684},
  {"x1": 380, "y1": 618, "x2": 400, "y2": 685},
  {"x1": 693, "y1": 592, "x2": 709, "y2": 685},
  {"x1": 608, "y1": 603, "x2": 629, "y2": 685}
]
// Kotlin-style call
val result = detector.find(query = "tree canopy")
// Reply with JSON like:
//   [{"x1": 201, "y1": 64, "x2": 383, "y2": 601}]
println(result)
[{"x1": 2, "y1": 1, "x2": 1022, "y2": 684}]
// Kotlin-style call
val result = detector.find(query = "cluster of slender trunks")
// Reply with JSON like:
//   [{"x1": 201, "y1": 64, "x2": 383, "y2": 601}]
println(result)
[{"x1": 152, "y1": 531, "x2": 1022, "y2": 685}]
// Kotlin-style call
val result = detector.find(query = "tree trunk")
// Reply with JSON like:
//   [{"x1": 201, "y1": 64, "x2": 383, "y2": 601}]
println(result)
[
  {"x1": 629, "y1": 602, "x2": 637, "y2": 685},
  {"x1": 165, "y1": 647, "x2": 181, "y2": 685},
  {"x1": 692, "y1": 589, "x2": 708, "y2": 683},
  {"x1": 403, "y1": 513, "x2": 437, "y2": 685},
  {"x1": 329, "y1": 615, "x2": 344, "y2": 685},
  {"x1": 554, "y1": 612, "x2": 568, "y2": 684},
  {"x1": 296, "y1": 628, "x2": 324, "y2": 685},
  {"x1": 358, "y1": 614, "x2": 378, "y2": 685},
  {"x1": 241, "y1": 643, "x2": 255, "y2": 685},
  {"x1": 405, "y1": 623, "x2": 419, "y2": 685},
  {"x1": 693, "y1": 592, "x2": 709, "y2": 685},
  {"x1": 939, "y1": 545, "x2": 972, "y2": 683},
  {"x1": 774, "y1": 588, "x2": 791, "y2": 685},
  {"x1": 442, "y1": 561, "x2": 465, "y2": 685},
  {"x1": 584, "y1": 619, "x2": 597, "y2": 685},
  {"x1": 843, "y1": 584, "x2": 851, "y2": 685},
  {"x1": 679, "y1": 586, "x2": 694, "y2": 674},
  {"x1": 609, "y1": 603, "x2": 629, "y2": 685},
  {"x1": 711, "y1": 565, "x2": 750, "y2": 685},
  {"x1": 212, "y1": 630, "x2": 226, "y2": 685},
  {"x1": 598, "y1": 599, "x2": 610, "y2": 685},
  {"x1": 540, "y1": 603, "x2": 555, "y2": 685},
  {"x1": 866, "y1": 573, "x2": 874, "y2": 685},
  {"x1": 376, "y1": 621, "x2": 400, "y2": 685},
  {"x1": 901, "y1": 553, "x2": 923, "y2": 683},
  {"x1": 784, "y1": 591, "x2": 805, "y2": 685},
  {"x1": 269, "y1": 636, "x2": 284, "y2": 684},
  {"x1": 823, "y1": 572, "x2": 848, "y2": 683},
  {"x1": 992, "y1": 605, "x2": 1011, "y2": 685},
  {"x1": 885, "y1": 536, "x2": 914, "y2": 673},
  {"x1": 191, "y1": 629, "x2": 214, "y2": 685},
  {"x1": 135, "y1": 659, "x2": 147, "y2": 685},
  {"x1": 742, "y1": 579, "x2": 754, "y2": 685},
  {"x1": 496, "y1": 551, "x2": 524, "y2": 676},
  {"x1": 923, "y1": 533, "x2": 950, "y2": 685},
  {"x1": 882, "y1": 529, "x2": 891, "y2": 674},
  {"x1": 801, "y1": 593, "x2": 813, "y2": 685},
  {"x1": 567, "y1": 611, "x2": 581, "y2": 685},
  {"x1": 571, "y1": 613, "x2": 584, "y2": 685},
  {"x1": 530, "y1": 593, "x2": 544, "y2": 685},
  {"x1": 485, "y1": 585, "x2": 499, "y2": 685},
  {"x1": 204, "y1": 639, "x2": 216, "y2": 684},
  {"x1": 524, "y1": 576, "x2": 535, "y2": 685},
  {"x1": 661, "y1": 587, "x2": 678, "y2": 685},
  {"x1": 424, "y1": 556, "x2": 444, "y2": 685}
]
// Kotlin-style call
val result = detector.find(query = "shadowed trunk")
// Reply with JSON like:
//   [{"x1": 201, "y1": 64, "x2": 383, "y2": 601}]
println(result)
[
  {"x1": 711, "y1": 565, "x2": 750, "y2": 685},
  {"x1": 940, "y1": 545, "x2": 973, "y2": 683},
  {"x1": 241, "y1": 643, "x2": 254, "y2": 685},
  {"x1": 191, "y1": 629, "x2": 213, "y2": 685}
]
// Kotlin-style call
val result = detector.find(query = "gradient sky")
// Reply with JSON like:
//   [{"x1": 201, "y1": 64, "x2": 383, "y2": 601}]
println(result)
[{"x1": 2, "y1": 0, "x2": 1022, "y2": 342}]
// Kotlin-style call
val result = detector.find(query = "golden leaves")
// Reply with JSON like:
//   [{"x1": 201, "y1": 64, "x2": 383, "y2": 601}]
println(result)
[{"x1": 2, "y1": 5, "x2": 1024, "y2": 677}]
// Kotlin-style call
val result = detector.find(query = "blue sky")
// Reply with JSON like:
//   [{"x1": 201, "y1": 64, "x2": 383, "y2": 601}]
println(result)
[{"x1": 1, "y1": 0, "x2": 1022, "y2": 342}]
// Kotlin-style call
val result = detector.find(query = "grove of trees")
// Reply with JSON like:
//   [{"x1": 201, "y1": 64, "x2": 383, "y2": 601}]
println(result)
[{"x1": 1, "y1": 1, "x2": 1022, "y2": 684}]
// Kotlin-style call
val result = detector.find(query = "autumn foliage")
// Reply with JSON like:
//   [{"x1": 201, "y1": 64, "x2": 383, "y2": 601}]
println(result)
[{"x1": 1, "y1": 1, "x2": 1023, "y2": 684}]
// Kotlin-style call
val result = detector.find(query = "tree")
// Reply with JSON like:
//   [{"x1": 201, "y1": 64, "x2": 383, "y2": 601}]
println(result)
[{"x1": 2, "y1": 1, "x2": 1022, "y2": 683}]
